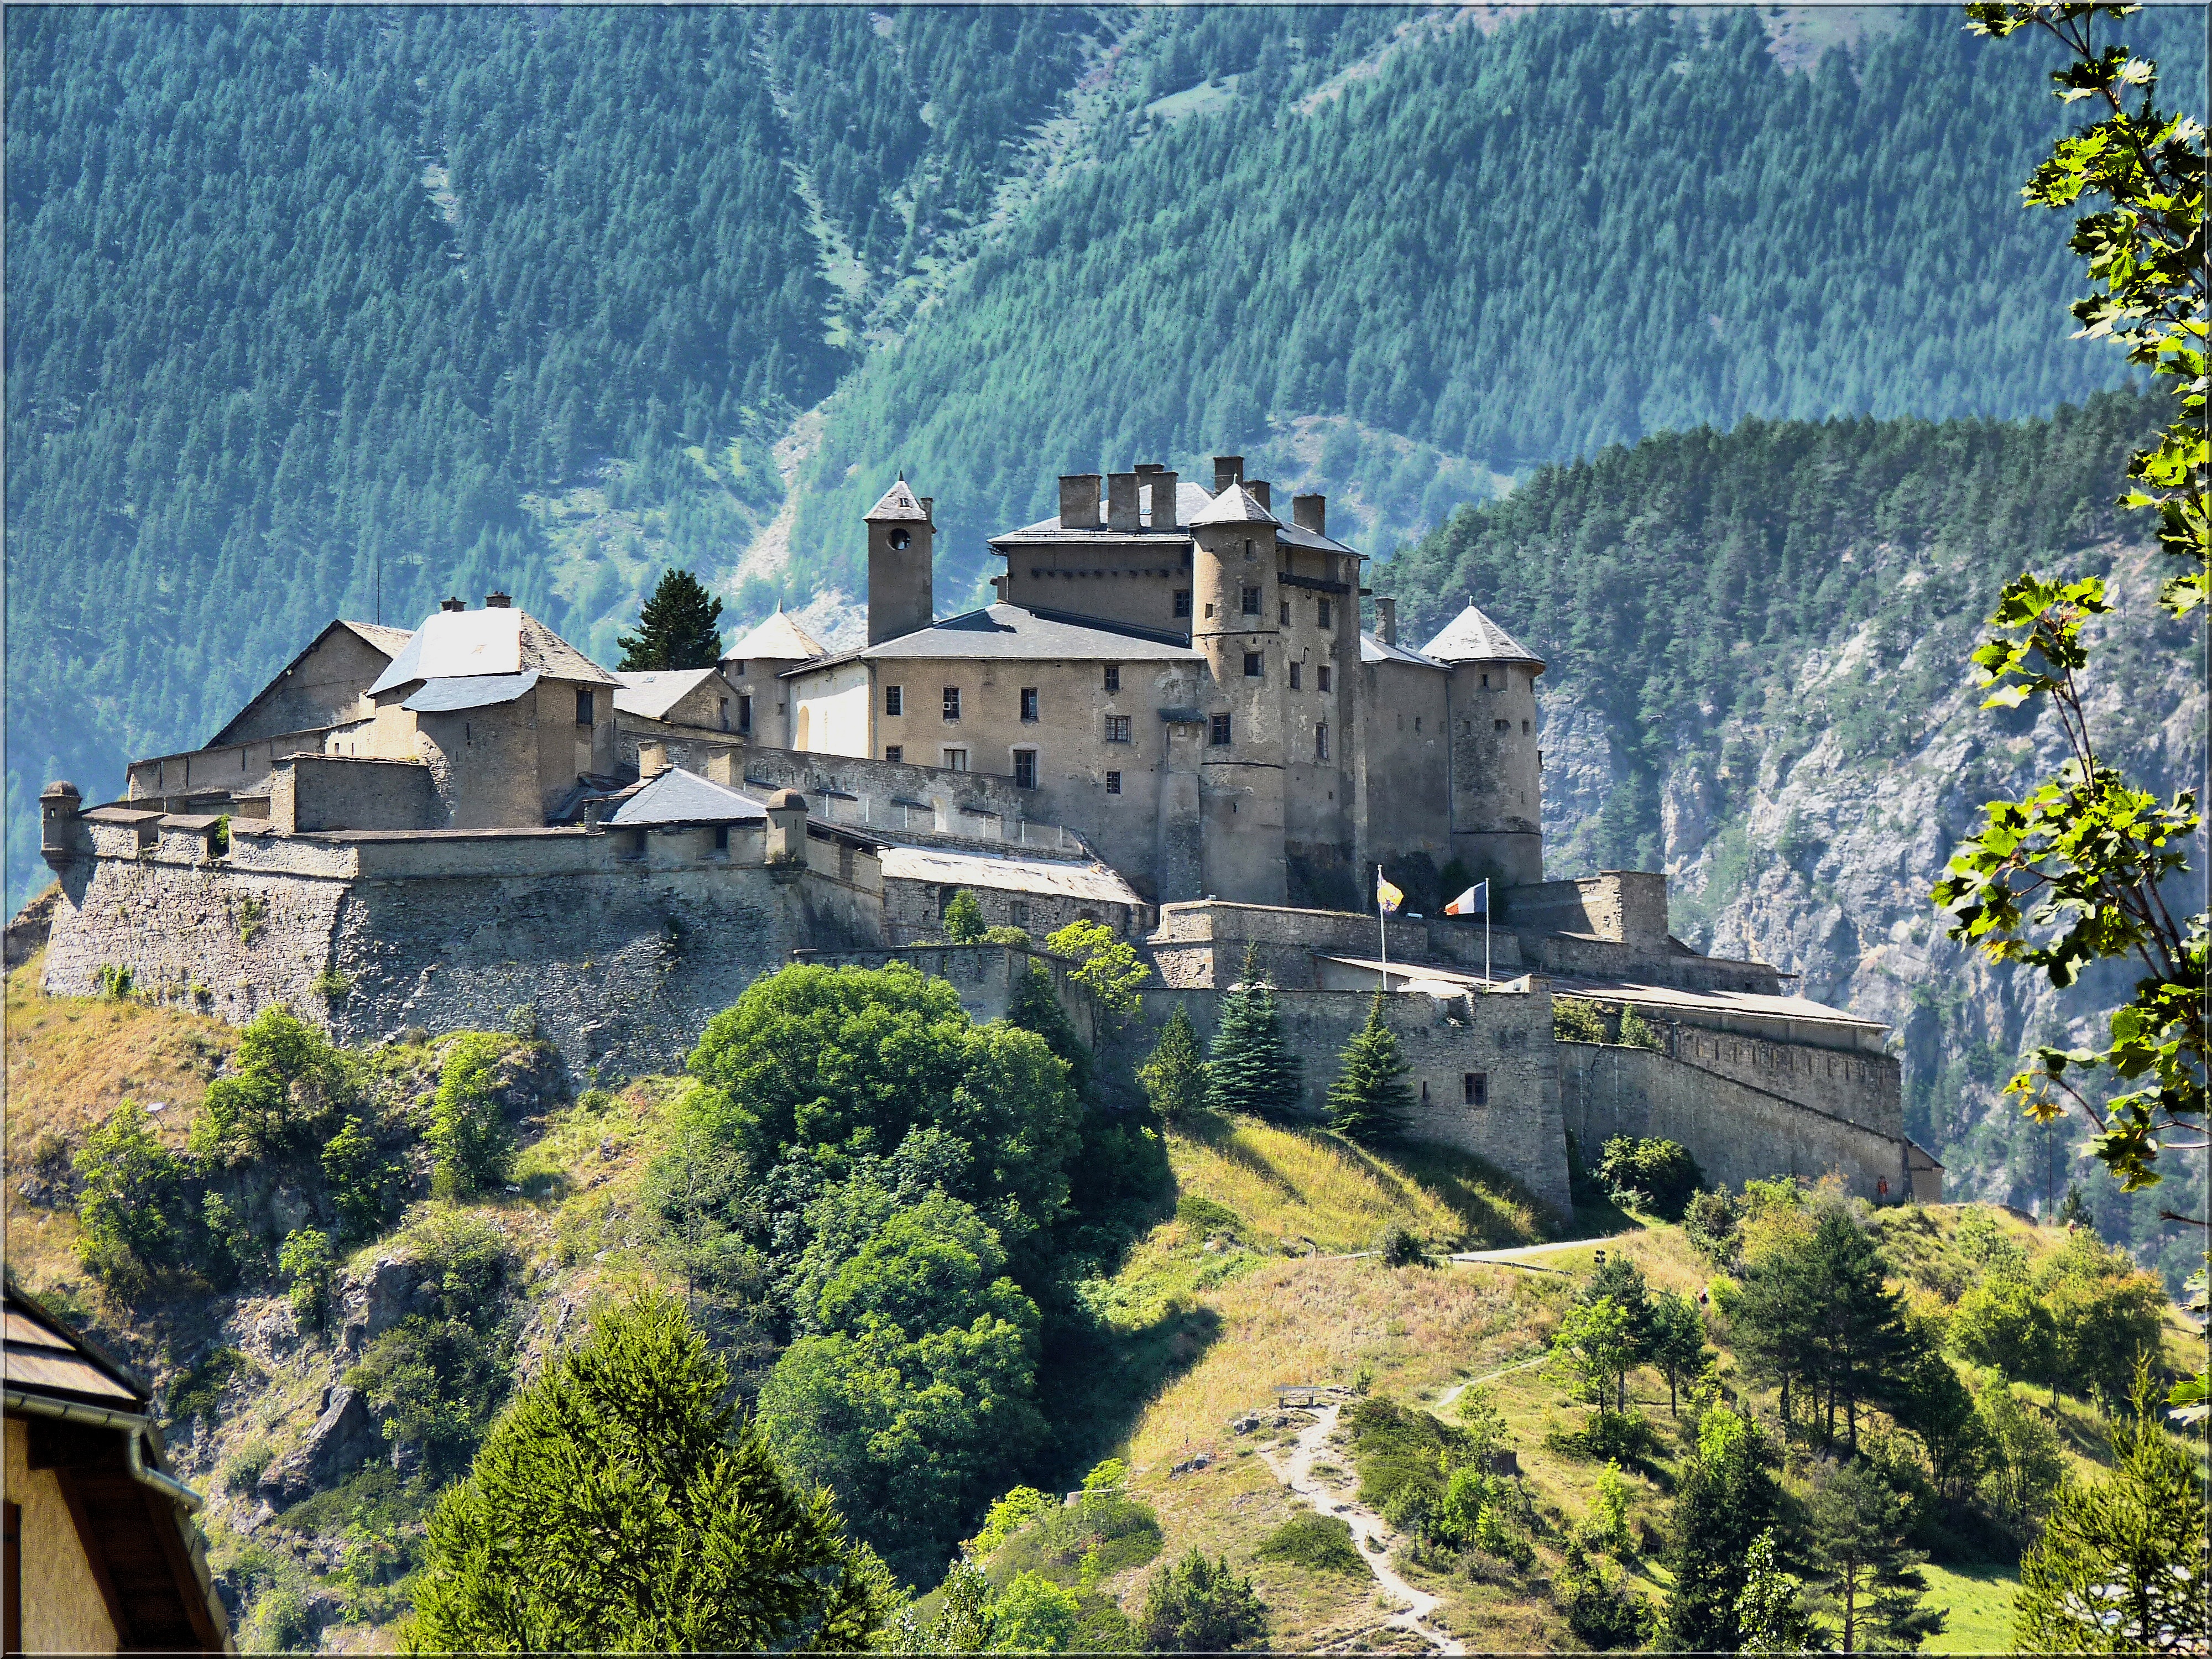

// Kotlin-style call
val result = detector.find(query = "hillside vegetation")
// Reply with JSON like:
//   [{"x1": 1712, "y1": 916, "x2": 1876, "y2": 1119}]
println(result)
[{"x1": 10, "y1": 4, "x2": 2208, "y2": 907}]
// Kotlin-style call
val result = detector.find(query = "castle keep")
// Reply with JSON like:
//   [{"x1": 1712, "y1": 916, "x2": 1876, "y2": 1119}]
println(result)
[{"x1": 36, "y1": 456, "x2": 1940, "y2": 1215}]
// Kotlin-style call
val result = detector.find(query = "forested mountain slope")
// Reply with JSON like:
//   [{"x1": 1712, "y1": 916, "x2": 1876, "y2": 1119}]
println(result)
[
  {"x1": 8, "y1": 5, "x2": 2205, "y2": 910},
  {"x1": 1378, "y1": 392, "x2": 2208, "y2": 1288}
]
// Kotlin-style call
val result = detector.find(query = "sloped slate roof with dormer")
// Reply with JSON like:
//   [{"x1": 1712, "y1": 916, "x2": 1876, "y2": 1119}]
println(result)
[
  {"x1": 1420, "y1": 603, "x2": 1546, "y2": 668},
  {"x1": 608, "y1": 767, "x2": 768, "y2": 827},
  {"x1": 370, "y1": 606, "x2": 618, "y2": 695},
  {"x1": 864, "y1": 478, "x2": 931, "y2": 523},
  {"x1": 723, "y1": 607, "x2": 827, "y2": 664}
]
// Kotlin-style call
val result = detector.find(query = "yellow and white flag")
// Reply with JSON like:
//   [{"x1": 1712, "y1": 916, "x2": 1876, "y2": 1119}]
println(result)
[{"x1": 1375, "y1": 870, "x2": 1404, "y2": 916}]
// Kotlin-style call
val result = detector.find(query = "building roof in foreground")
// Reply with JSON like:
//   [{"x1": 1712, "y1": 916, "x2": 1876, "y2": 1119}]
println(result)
[
  {"x1": 4, "y1": 1279, "x2": 148, "y2": 1411},
  {"x1": 370, "y1": 606, "x2": 617, "y2": 695},
  {"x1": 724, "y1": 608, "x2": 827, "y2": 664},
  {"x1": 878, "y1": 843, "x2": 1145, "y2": 908},
  {"x1": 1420, "y1": 604, "x2": 1545, "y2": 668},
  {"x1": 612, "y1": 667, "x2": 725, "y2": 722},
  {"x1": 790, "y1": 604, "x2": 1201, "y2": 674},
  {"x1": 608, "y1": 766, "x2": 768, "y2": 827}
]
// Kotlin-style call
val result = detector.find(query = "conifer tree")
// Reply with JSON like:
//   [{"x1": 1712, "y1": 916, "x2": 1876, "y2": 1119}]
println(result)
[
  {"x1": 1806, "y1": 1458, "x2": 1944, "y2": 1654},
  {"x1": 617, "y1": 568, "x2": 724, "y2": 669},
  {"x1": 1326, "y1": 990, "x2": 1412, "y2": 1144},
  {"x1": 1139, "y1": 1005, "x2": 1209, "y2": 1123},
  {"x1": 1205, "y1": 945, "x2": 1302, "y2": 1120},
  {"x1": 1661, "y1": 1405, "x2": 1782, "y2": 1654},
  {"x1": 407, "y1": 1291, "x2": 890, "y2": 1652}
]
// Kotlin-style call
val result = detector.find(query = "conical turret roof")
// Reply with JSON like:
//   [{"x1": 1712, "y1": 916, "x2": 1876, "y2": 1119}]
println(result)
[
  {"x1": 1189, "y1": 482, "x2": 1279, "y2": 527},
  {"x1": 724, "y1": 606, "x2": 827, "y2": 662},
  {"x1": 1420, "y1": 603, "x2": 1545, "y2": 668}
]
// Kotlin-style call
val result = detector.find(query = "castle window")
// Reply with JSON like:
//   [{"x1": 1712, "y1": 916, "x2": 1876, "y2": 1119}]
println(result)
[
  {"x1": 1014, "y1": 749, "x2": 1037, "y2": 789},
  {"x1": 1415, "y1": 716, "x2": 1422, "y2": 732},
  {"x1": 884, "y1": 744, "x2": 902, "y2": 763},
  {"x1": 1020, "y1": 687, "x2": 1040, "y2": 722},
  {"x1": 1241, "y1": 586, "x2": 1262, "y2": 615},
  {"x1": 1315, "y1": 722, "x2": 1328, "y2": 760},
  {"x1": 885, "y1": 685, "x2": 903, "y2": 716},
  {"x1": 1203, "y1": 602, "x2": 1215, "y2": 619},
  {"x1": 1281, "y1": 602, "x2": 1291, "y2": 625},
  {"x1": 1481, "y1": 673, "x2": 1491, "y2": 688},
  {"x1": 1318, "y1": 599, "x2": 1332, "y2": 629},
  {"x1": 739, "y1": 695, "x2": 753, "y2": 733},
  {"x1": 942, "y1": 686, "x2": 961, "y2": 721},
  {"x1": 1103, "y1": 665, "x2": 1120, "y2": 693},
  {"x1": 1243, "y1": 651, "x2": 1263, "y2": 678},
  {"x1": 718, "y1": 697, "x2": 730, "y2": 731},
  {"x1": 1009, "y1": 900, "x2": 1030, "y2": 926},
  {"x1": 1172, "y1": 591, "x2": 1193, "y2": 619},
  {"x1": 1105, "y1": 716, "x2": 1131, "y2": 744},
  {"x1": 713, "y1": 825, "x2": 729, "y2": 853},
  {"x1": 1464, "y1": 1072, "x2": 1488, "y2": 1107},
  {"x1": 1494, "y1": 718, "x2": 1510, "y2": 733},
  {"x1": 1522, "y1": 719, "x2": 1531, "y2": 734},
  {"x1": 942, "y1": 747, "x2": 968, "y2": 771},
  {"x1": 1289, "y1": 663, "x2": 1301, "y2": 690},
  {"x1": 1105, "y1": 770, "x2": 1122, "y2": 794},
  {"x1": 576, "y1": 689, "x2": 595, "y2": 726},
  {"x1": 1209, "y1": 714, "x2": 1232, "y2": 746},
  {"x1": 1318, "y1": 665, "x2": 1331, "y2": 692}
]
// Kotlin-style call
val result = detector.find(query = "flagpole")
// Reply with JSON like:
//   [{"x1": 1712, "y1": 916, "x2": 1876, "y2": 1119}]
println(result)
[
  {"x1": 1483, "y1": 880, "x2": 1490, "y2": 985},
  {"x1": 1376, "y1": 864, "x2": 1387, "y2": 991}
]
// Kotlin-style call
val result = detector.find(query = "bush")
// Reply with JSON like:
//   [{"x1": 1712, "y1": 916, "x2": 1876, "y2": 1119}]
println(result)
[
  {"x1": 989, "y1": 1571, "x2": 1080, "y2": 1652},
  {"x1": 279, "y1": 1228, "x2": 336, "y2": 1329},
  {"x1": 1176, "y1": 1194, "x2": 1243, "y2": 1239},
  {"x1": 1376, "y1": 1223, "x2": 1426, "y2": 1267},
  {"x1": 1140, "y1": 1549, "x2": 1266, "y2": 1652},
  {"x1": 941, "y1": 889, "x2": 987, "y2": 942},
  {"x1": 189, "y1": 1006, "x2": 354, "y2": 1160},
  {"x1": 1556, "y1": 1550, "x2": 1655, "y2": 1648},
  {"x1": 1594, "y1": 1135, "x2": 1705, "y2": 1220},
  {"x1": 1255, "y1": 1511, "x2": 1365, "y2": 1575},
  {"x1": 1684, "y1": 1187, "x2": 1741, "y2": 1264},
  {"x1": 321, "y1": 1114, "x2": 399, "y2": 1240},
  {"x1": 245, "y1": 1585, "x2": 317, "y2": 1653},
  {"x1": 225, "y1": 1438, "x2": 274, "y2": 1493},
  {"x1": 1552, "y1": 997, "x2": 1610, "y2": 1044},
  {"x1": 74, "y1": 1100, "x2": 192, "y2": 1285},
  {"x1": 429, "y1": 1033, "x2": 514, "y2": 1198},
  {"x1": 169, "y1": 1347, "x2": 257, "y2": 1423}
]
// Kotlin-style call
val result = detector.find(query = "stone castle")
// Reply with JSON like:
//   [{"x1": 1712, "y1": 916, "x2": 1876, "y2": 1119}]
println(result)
[{"x1": 35, "y1": 455, "x2": 1940, "y2": 1216}]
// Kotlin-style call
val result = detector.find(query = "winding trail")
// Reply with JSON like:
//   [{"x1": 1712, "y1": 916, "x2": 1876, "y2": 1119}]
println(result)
[{"x1": 1261, "y1": 1401, "x2": 1463, "y2": 1656}]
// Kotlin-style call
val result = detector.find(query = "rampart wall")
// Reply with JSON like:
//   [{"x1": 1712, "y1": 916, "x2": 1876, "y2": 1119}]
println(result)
[
  {"x1": 1149, "y1": 900, "x2": 1526, "y2": 989},
  {"x1": 1558, "y1": 1041, "x2": 1931, "y2": 1201}
]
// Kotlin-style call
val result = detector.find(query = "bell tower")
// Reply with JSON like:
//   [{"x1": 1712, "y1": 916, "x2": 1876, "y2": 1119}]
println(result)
[{"x1": 865, "y1": 477, "x2": 935, "y2": 645}]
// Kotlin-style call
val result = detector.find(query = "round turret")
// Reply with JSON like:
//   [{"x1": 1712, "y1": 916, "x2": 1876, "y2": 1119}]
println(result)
[
  {"x1": 40, "y1": 780, "x2": 84, "y2": 869},
  {"x1": 766, "y1": 788, "x2": 807, "y2": 811}
]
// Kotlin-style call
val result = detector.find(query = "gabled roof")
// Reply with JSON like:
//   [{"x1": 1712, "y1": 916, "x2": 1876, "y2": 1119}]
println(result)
[
  {"x1": 864, "y1": 478, "x2": 931, "y2": 523},
  {"x1": 723, "y1": 608, "x2": 827, "y2": 663},
  {"x1": 403, "y1": 671, "x2": 541, "y2": 713},
  {"x1": 1187, "y1": 483, "x2": 1280, "y2": 528},
  {"x1": 1420, "y1": 603, "x2": 1545, "y2": 668},
  {"x1": 370, "y1": 606, "x2": 617, "y2": 695},
  {"x1": 790, "y1": 604, "x2": 1202, "y2": 675},
  {"x1": 612, "y1": 666, "x2": 724, "y2": 721},
  {"x1": 878, "y1": 844, "x2": 1145, "y2": 908},
  {"x1": 4, "y1": 1277, "x2": 149, "y2": 1410},
  {"x1": 608, "y1": 766, "x2": 768, "y2": 827},
  {"x1": 207, "y1": 618, "x2": 415, "y2": 748},
  {"x1": 1360, "y1": 633, "x2": 1446, "y2": 670}
]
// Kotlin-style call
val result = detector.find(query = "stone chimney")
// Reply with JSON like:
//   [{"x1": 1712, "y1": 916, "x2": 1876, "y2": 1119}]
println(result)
[
  {"x1": 1375, "y1": 596, "x2": 1398, "y2": 646},
  {"x1": 1107, "y1": 471, "x2": 1141, "y2": 533},
  {"x1": 1058, "y1": 473, "x2": 1102, "y2": 529},
  {"x1": 919, "y1": 498, "x2": 933, "y2": 524},
  {"x1": 1213, "y1": 455, "x2": 1244, "y2": 494},
  {"x1": 484, "y1": 591, "x2": 512, "y2": 608},
  {"x1": 1138, "y1": 466, "x2": 1179, "y2": 530},
  {"x1": 1246, "y1": 481, "x2": 1271, "y2": 511},
  {"x1": 441, "y1": 597, "x2": 466, "y2": 613},
  {"x1": 1293, "y1": 493, "x2": 1326, "y2": 535},
  {"x1": 639, "y1": 740, "x2": 670, "y2": 779}
]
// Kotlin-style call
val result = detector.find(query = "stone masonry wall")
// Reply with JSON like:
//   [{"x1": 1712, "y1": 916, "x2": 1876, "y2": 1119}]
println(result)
[{"x1": 1558, "y1": 1041, "x2": 1917, "y2": 1201}]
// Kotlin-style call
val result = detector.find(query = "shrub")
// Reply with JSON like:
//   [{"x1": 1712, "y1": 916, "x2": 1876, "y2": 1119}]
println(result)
[
  {"x1": 1376, "y1": 1223, "x2": 1426, "y2": 1266},
  {"x1": 966, "y1": 1485, "x2": 1053, "y2": 1559},
  {"x1": 989, "y1": 1570, "x2": 1080, "y2": 1652},
  {"x1": 1176, "y1": 1194, "x2": 1243, "y2": 1239},
  {"x1": 1139, "y1": 1549, "x2": 1266, "y2": 1652},
  {"x1": 429, "y1": 1033, "x2": 514, "y2": 1198},
  {"x1": 1617, "y1": 1005, "x2": 1667, "y2": 1051},
  {"x1": 189, "y1": 1006, "x2": 355, "y2": 1160},
  {"x1": 321, "y1": 1114, "x2": 399, "y2": 1240},
  {"x1": 941, "y1": 889, "x2": 987, "y2": 942},
  {"x1": 169, "y1": 1346, "x2": 257, "y2": 1423},
  {"x1": 1552, "y1": 997, "x2": 1610, "y2": 1044},
  {"x1": 1594, "y1": 1135, "x2": 1705, "y2": 1220},
  {"x1": 279, "y1": 1228, "x2": 336, "y2": 1329},
  {"x1": 1556, "y1": 1550, "x2": 1655, "y2": 1648},
  {"x1": 93, "y1": 962, "x2": 135, "y2": 999},
  {"x1": 1684, "y1": 1187, "x2": 1741, "y2": 1264},
  {"x1": 74, "y1": 1100, "x2": 192, "y2": 1285},
  {"x1": 310, "y1": 966, "x2": 352, "y2": 1004},
  {"x1": 1255, "y1": 1511, "x2": 1365, "y2": 1575},
  {"x1": 349, "y1": 1314, "x2": 511, "y2": 1476},
  {"x1": 246, "y1": 1585, "x2": 317, "y2": 1652},
  {"x1": 225, "y1": 1438, "x2": 274, "y2": 1493}
]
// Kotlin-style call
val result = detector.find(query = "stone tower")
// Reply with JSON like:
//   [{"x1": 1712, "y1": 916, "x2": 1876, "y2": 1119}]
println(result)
[
  {"x1": 1424, "y1": 603, "x2": 1546, "y2": 888},
  {"x1": 865, "y1": 478, "x2": 934, "y2": 645},
  {"x1": 1188, "y1": 463, "x2": 1287, "y2": 905}
]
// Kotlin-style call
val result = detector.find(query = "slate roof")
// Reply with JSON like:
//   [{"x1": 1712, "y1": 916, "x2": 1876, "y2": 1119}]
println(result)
[
  {"x1": 790, "y1": 604, "x2": 1202, "y2": 676},
  {"x1": 612, "y1": 667, "x2": 724, "y2": 722},
  {"x1": 990, "y1": 478, "x2": 1360, "y2": 556},
  {"x1": 1188, "y1": 482, "x2": 1280, "y2": 528},
  {"x1": 1420, "y1": 603, "x2": 1545, "y2": 668},
  {"x1": 607, "y1": 766, "x2": 768, "y2": 827},
  {"x1": 1360, "y1": 633, "x2": 1446, "y2": 670},
  {"x1": 370, "y1": 607, "x2": 617, "y2": 695},
  {"x1": 403, "y1": 671, "x2": 541, "y2": 712},
  {"x1": 864, "y1": 478, "x2": 931, "y2": 523},
  {"x1": 878, "y1": 844, "x2": 1146, "y2": 908},
  {"x1": 342, "y1": 620, "x2": 416, "y2": 655},
  {"x1": 724, "y1": 608, "x2": 827, "y2": 664}
]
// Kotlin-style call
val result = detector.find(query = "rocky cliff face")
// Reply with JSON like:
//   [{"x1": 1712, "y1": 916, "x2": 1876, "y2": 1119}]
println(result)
[{"x1": 1538, "y1": 541, "x2": 2205, "y2": 1282}]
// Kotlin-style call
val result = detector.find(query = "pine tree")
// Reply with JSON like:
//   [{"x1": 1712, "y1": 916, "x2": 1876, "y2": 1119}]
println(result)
[
  {"x1": 617, "y1": 568, "x2": 724, "y2": 669},
  {"x1": 1326, "y1": 991, "x2": 1412, "y2": 1144},
  {"x1": 1807, "y1": 1458, "x2": 1945, "y2": 1654},
  {"x1": 1139, "y1": 1005, "x2": 1209, "y2": 1123},
  {"x1": 1661, "y1": 1406, "x2": 1782, "y2": 1653},
  {"x1": 1205, "y1": 945, "x2": 1303, "y2": 1120},
  {"x1": 407, "y1": 1291, "x2": 891, "y2": 1652}
]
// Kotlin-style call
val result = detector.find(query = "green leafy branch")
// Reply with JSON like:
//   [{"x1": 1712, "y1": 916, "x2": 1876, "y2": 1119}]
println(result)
[{"x1": 1966, "y1": 2, "x2": 2208, "y2": 615}]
